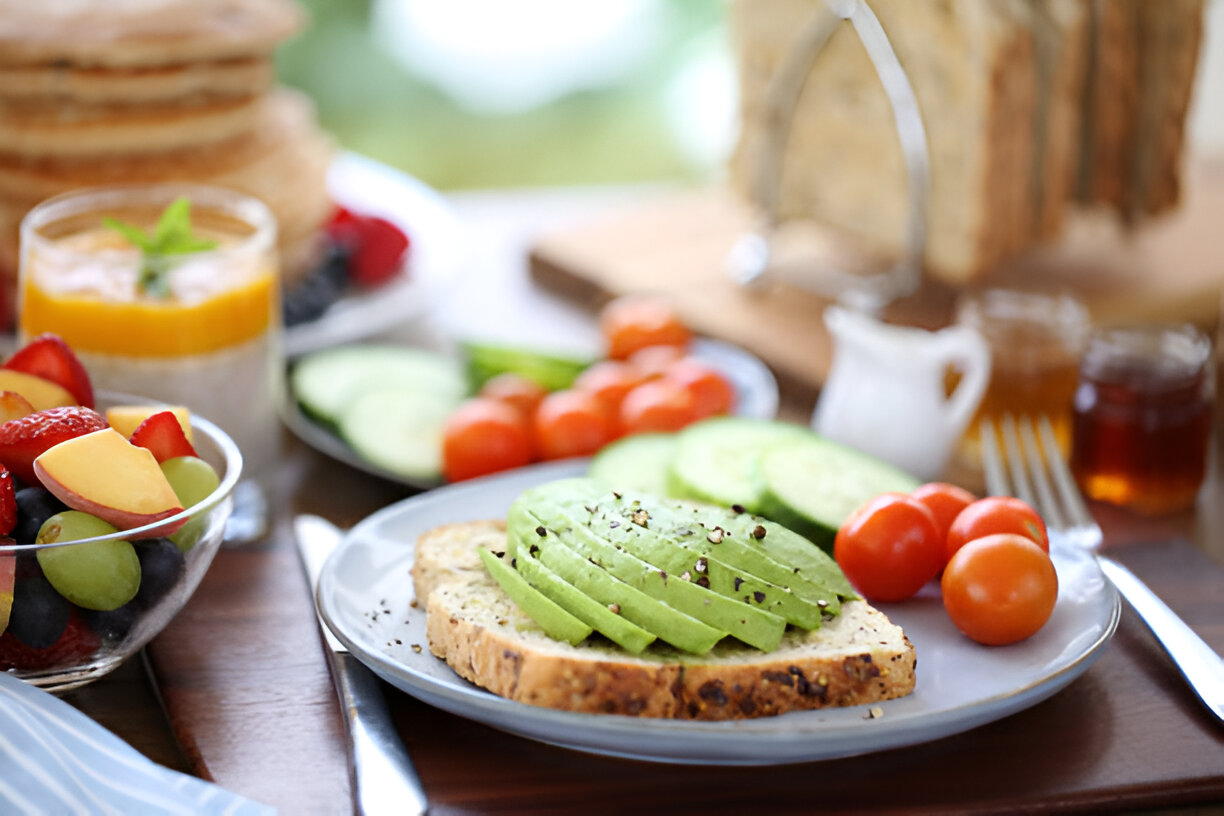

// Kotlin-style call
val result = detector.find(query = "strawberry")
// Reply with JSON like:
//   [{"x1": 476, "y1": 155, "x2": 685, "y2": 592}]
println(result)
[
  {"x1": 0, "y1": 608, "x2": 100, "y2": 671},
  {"x1": 0, "y1": 406, "x2": 108, "y2": 485},
  {"x1": 0, "y1": 469, "x2": 14, "y2": 537},
  {"x1": 3, "y1": 334, "x2": 95, "y2": 409},
  {"x1": 129, "y1": 410, "x2": 197, "y2": 463},
  {"x1": 326, "y1": 206, "x2": 410, "y2": 289}
]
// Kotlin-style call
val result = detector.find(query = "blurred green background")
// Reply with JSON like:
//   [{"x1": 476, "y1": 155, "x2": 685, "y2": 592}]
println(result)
[{"x1": 275, "y1": 0, "x2": 735, "y2": 191}]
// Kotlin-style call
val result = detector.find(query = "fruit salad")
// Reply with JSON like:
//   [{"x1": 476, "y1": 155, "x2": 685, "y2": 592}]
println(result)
[
  {"x1": 0, "y1": 333, "x2": 230, "y2": 685},
  {"x1": 18, "y1": 185, "x2": 281, "y2": 496}
]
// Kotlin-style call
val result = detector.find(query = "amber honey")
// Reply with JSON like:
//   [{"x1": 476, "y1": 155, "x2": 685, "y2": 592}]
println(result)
[
  {"x1": 1070, "y1": 325, "x2": 1214, "y2": 515},
  {"x1": 953, "y1": 289, "x2": 1090, "y2": 467}
]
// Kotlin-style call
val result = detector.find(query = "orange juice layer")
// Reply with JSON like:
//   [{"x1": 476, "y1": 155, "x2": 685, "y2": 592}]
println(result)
[{"x1": 20, "y1": 275, "x2": 276, "y2": 357}]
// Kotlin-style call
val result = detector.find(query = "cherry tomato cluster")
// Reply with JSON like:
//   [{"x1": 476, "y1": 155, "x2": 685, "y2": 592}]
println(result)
[
  {"x1": 441, "y1": 296, "x2": 736, "y2": 483},
  {"x1": 834, "y1": 483, "x2": 1058, "y2": 646}
]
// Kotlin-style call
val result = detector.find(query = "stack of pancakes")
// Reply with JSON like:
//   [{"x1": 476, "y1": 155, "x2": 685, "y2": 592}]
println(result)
[{"x1": 0, "y1": 0, "x2": 336, "y2": 319}]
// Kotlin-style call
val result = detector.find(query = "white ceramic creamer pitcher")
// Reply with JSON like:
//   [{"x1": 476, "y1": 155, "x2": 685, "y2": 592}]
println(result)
[{"x1": 812, "y1": 305, "x2": 991, "y2": 480}]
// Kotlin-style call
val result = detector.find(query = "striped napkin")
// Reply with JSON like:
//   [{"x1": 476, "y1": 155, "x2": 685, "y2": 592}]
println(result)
[{"x1": 0, "y1": 671, "x2": 275, "y2": 815}]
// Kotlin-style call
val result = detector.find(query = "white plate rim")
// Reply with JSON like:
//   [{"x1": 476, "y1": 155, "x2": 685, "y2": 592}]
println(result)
[
  {"x1": 283, "y1": 337, "x2": 780, "y2": 488},
  {"x1": 316, "y1": 460, "x2": 1122, "y2": 765}
]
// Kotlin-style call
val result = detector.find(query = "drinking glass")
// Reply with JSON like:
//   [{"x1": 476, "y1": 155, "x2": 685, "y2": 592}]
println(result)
[{"x1": 18, "y1": 184, "x2": 282, "y2": 542}]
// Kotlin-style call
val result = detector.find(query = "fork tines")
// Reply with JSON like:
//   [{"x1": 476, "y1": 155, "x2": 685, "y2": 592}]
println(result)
[{"x1": 979, "y1": 414, "x2": 1096, "y2": 541}]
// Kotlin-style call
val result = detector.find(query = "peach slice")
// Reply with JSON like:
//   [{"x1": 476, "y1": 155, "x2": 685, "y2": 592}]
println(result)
[
  {"x1": 0, "y1": 391, "x2": 34, "y2": 424},
  {"x1": 0, "y1": 551, "x2": 13, "y2": 637},
  {"x1": 106, "y1": 405, "x2": 193, "y2": 444},
  {"x1": 33, "y1": 428, "x2": 184, "y2": 538},
  {"x1": 0, "y1": 370, "x2": 76, "y2": 411}
]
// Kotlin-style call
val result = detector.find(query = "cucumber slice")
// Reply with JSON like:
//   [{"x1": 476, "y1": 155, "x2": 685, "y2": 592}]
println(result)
[
  {"x1": 337, "y1": 388, "x2": 459, "y2": 482},
  {"x1": 757, "y1": 435, "x2": 920, "y2": 552},
  {"x1": 587, "y1": 433, "x2": 677, "y2": 496},
  {"x1": 291, "y1": 345, "x2": 467, "y2": 425},
  {"x1": 667, "y1": 417, "x2": 813, "y2": 513}
]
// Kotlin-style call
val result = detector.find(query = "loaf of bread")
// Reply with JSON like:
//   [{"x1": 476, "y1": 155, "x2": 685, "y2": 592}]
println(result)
[
  {"x1": 413, "y1": 520, "x2": 917, "y2": 721},
  {"x1": 729, "y1": 0, "x2": 1205, "y2": 285}
]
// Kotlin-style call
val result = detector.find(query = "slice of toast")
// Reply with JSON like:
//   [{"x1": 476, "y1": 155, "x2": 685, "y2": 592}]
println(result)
[{"x1": 413, "y1": 520, "x2": 916, "y2": 721}]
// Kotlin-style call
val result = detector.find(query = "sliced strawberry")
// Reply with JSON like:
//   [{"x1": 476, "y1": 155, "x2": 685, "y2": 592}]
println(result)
[
  {"x1": 327, "y1": 206, "x2": 410, "y2": 289},
  {"x1": 3, "y1": 334, "x2": 95, "y2": 409},
  {"x1": 0, "y1": 391, "x2": 34, "y2": 424},
  {"x1": 129, "y1": 410, "x2": 197, "y2": 463},
  {"x1": 0, "y1": 608, "x2": 101, "y2": 671},
  {"x1": 0, "y1": 469, "x2": 14, "y2": 537},
  {"x1": 0, "y1": 406, "x2": 108, "y2": 485}
]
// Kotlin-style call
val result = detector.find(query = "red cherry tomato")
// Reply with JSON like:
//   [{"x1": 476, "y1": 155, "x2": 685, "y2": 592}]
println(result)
[
  {"x1": 663, "y1": 358, "x2": 735, "y2": 419},
  {"x1": 834, "y1": 493, "x2": 944, "y2": 602},
  {"x1": 619, "y1": 379, "x2": 699, "y2": 435},
  {"x1": 946, "y1": 496, "x2": 1049, "y2": 562},
  {"x1": 442, "y1": 398, "x2": 532, "y2": 482},
  {"x1": 600, "y1": 296, "x2": 692, "y2": 360},
  {"x1": 572, "y1": 360, "x2": 644, "y2": 414},
  {"x1": 534, "y1": 389, "x2": 614, "y2": 460},
  {"x1": 627, "y1": 344, "x2": 687, "y2": 381},
  {"x1": 478, "y1": 372, "x2": 548, "y2": 419},
  {"x1": 941, "y1": 533, "x2": 1059, "y2": 646},
  {"x1": 911, "y1": 482, "x2": 976, "y2": 549}
]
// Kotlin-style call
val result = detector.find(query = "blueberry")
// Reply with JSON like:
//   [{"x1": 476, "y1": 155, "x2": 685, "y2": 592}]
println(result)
[
  {"x1": 13, "y1": 487, "x2": 68, "y2": 545},
  {"x1": 9, "y1": 554, "x2": 70, "y2": 649},
  {"x1": 79, "y1": 537, "x2": 185, "y2": 644}
]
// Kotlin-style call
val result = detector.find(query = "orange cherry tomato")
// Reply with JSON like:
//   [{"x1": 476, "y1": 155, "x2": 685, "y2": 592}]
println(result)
[
  {"x1": 442, "y1": 398, "x2": 532, "y2": 482},
  {"x1": 833, "y1": 493, "x2": 944, "y2": 602},
  {"x1": 911, "y1": 482, "x2": 976, "y2": 552},
  {"x1": 619, "y1": 379, "x2": 698, "y2": 435},
  {"x1": 941, "y1": 533, "x2": 1058, "y2": 646},
  {"x1": 946, "y1": 496, "x2": 1049, "y2": 562},
  {"x1": 572, "y1": 360, "x2": 644, "y2": 414},
  {"x1": 600, "y1": 295, "x2": 692, "y2": 360},
  {"x1": 478, "y1": 372, "x2": 548, "y2": 419},
  {"x1": 663, "y1": 357, "x2": 735, "y2": 419},
  {"x1": 533, "y1": 389, "x2": 614, "y2": 460}
]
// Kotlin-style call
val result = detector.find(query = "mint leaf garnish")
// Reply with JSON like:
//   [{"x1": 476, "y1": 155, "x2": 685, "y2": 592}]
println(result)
[{"x1": 103, "y1": 197, "x2": 219, "y2": 297}]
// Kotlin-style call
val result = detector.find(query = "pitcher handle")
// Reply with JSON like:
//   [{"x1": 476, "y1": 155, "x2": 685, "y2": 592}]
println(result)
[{"x1": 934, "y1": 325, "x2": 991, "y2": 437}]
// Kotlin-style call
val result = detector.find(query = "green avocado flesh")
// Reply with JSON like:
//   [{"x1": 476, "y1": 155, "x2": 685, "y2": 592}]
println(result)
[{"x1": 482, "y1": 477, "x2": 859, "y2": 655}]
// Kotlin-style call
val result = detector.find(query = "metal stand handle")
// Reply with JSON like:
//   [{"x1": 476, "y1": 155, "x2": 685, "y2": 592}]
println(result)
[{"x1": 728, "y1": 0, "x2": 931, "y2": 313}]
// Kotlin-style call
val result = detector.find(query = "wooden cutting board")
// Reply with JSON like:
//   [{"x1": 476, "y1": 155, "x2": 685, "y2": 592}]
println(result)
[{"x1": 529, "y1": 156, "x2": 1224, "y2": 405}]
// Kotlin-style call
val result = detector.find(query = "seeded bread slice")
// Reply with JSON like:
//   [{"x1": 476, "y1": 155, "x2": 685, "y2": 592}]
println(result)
[{"x1": 413, "y1": 520, "x2": 916, "y2": 721}]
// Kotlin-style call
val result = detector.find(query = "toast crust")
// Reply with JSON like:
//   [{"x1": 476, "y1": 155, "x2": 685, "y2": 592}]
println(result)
[{"x1": 415, "y1": 520, "x2": 916, "y2": 721}]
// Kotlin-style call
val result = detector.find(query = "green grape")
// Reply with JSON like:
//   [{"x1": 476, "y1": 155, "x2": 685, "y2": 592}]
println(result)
[
  {"x1": 161, "y1": 457, "x2": 221, "y2": 552},
  {"x1": 160, "y1": 456, "x2": 221, "y2": 510},
  {"x1": 36, "y1": 511, "x2": 141, "y2": 611}
]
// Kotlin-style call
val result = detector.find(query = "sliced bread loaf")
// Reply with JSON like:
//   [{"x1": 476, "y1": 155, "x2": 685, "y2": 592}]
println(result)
[{"x1": 414, "y1": 520, "x2": 916, "y2": 721}]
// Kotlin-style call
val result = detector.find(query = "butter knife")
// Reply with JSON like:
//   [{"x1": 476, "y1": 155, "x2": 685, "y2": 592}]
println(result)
[{"x1": 293, "y1": 514, "x2": 429, "y2": 816}]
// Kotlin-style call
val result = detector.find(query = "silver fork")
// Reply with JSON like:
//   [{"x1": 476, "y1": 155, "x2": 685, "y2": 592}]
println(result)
[{"x1": 981, "y1": 414, "x2": 1224, "y2": 725}]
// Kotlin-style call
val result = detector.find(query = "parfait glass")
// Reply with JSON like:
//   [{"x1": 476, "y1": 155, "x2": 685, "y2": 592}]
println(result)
[{"x1": 18, "y1": 184, "x2": 282, "y2": 543}]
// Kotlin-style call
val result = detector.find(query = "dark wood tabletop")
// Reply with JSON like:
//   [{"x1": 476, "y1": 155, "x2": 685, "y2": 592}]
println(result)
[{"x1": 60, "y1": 189, "x2": 1224, "y2": 815}]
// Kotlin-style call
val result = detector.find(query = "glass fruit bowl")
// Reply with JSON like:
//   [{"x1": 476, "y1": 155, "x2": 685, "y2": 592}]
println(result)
[{"x1": 0, "y1": 392, "x2": 242, "y2": 693}]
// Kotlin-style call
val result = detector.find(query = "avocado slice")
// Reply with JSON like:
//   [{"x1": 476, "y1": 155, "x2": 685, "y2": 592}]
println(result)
[
  {"x1": 477, "y1": 548, "x2": 593, "y2": 645},
  {"x1": 515, "y1": 480, "x2": 836, "y2": 630},
  {"x1": 511, "y1": 520, "x2": 724, "y2": 655},
  {"x1": 511, "y1": 542, "x2": 656, "y2": 654},
  {"x1": 513, "y1": 502, "x2": 786, "y2": 652}
]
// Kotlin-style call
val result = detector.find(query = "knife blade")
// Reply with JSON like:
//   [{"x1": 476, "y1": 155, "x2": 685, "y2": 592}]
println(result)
[{"x1": 293, "y1": 514, "x2": 429, "y2": 816}]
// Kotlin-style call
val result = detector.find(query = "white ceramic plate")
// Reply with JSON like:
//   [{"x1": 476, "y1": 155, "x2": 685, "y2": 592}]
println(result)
[
  {"x1": 283, "y1": 152, "x2": 463, "y2": 358},
  {"x1": 283, "y1": 337, "x2": 779, "y2": 489},
  {"x1": 316, "y1": 460, "x2": 1122, "y2": 765}
]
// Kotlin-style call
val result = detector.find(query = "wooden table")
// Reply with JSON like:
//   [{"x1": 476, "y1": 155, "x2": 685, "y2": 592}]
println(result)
[{"x1": 62, "y1": 188, "x2": 1224, "y2": 815}]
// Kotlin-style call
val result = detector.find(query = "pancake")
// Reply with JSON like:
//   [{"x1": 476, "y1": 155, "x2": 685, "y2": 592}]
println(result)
[
  {"x1": 0, "y1": 94, "x2": 262, "y2": 157},
  {"x1": 0, "y1": 58, "x2": 273, "y2": 105},
  {"x1": 0, "y1": 0, "x2": 303, "y2": 69}
]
